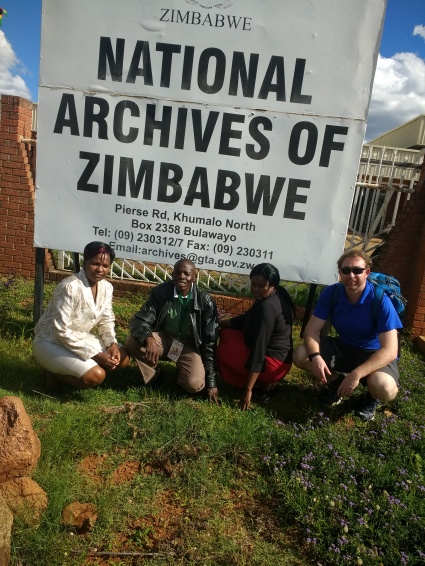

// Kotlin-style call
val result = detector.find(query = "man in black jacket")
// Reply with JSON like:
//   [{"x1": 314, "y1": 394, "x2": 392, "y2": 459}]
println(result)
[{"x1": 126, "y1": 259, "x2": 219, "y2": 403}]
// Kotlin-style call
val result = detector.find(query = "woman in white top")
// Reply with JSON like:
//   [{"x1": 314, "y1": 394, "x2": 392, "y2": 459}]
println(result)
[{"x1": 33, "y1": 241, "x2": 129, "y2": 389}]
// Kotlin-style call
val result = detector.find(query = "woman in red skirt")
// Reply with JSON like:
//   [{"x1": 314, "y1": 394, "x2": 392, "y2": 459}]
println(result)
[{"x1": 217, "y1": 263, "x2": 295, "y2": 410}]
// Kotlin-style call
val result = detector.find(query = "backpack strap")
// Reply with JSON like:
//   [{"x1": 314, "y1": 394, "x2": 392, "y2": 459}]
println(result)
[
  {"x1": 370, "y1": 282, "x2": 401, "y2": 358},
  {"x1": 370, "y1": 283, "x2": 385, "y2": 327}
]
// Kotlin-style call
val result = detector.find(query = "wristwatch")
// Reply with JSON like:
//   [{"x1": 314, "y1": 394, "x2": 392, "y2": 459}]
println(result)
[{"x1": 308, "y1": 352, "x2": 321, "y2": 362}]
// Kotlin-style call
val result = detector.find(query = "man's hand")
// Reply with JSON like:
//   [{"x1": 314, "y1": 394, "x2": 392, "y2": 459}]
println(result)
[
  {"x1": 144, "y1": 336, "x2": 160, "y2": 367},
  {"x1": 207, "y1": 387, "x2": 220, "y2": 404},
  {"x1": 337, "y1": 373, "x2": 361, "y2": 398},
  {"x1": 239, "y1": 388, "x2": 252, "y2": 411},
  {"x1": 311, "y1": 355, "x2": 332, "y2": 385}
]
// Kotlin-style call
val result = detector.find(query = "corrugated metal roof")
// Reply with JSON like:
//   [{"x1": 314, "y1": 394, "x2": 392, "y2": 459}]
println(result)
[{"x1": 369, "y1": 114, "x2": 425, "y2": 149}]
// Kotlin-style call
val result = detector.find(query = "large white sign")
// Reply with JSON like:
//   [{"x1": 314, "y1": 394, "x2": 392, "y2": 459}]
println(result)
[{"x1": 35, "y1": 0, "x2": 386, "y2": 284}]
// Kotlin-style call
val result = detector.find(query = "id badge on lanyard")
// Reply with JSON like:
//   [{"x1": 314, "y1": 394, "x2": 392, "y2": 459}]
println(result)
[
  {"x1": 167, "y1": 292, "x2": 191, "y2": 362},
  {"x1": 167, "y1": 338, "x2": 185, "y2": 362}
]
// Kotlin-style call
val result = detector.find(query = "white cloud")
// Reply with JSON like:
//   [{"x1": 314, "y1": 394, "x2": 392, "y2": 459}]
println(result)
[
  {"x1": 413, "y1": 25, "x2": 425, "y2": 41},
  {"x1": 365, "y1": 52, "x2": 425, "y2": 141},
  {"x1": 0, "y1": 31, "x2": 31, "y2": 99}
]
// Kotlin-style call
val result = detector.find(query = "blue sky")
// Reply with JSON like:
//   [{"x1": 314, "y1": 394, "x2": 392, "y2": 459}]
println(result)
[{"x1": 1, "y1": 0, "x2": 425, "y2": 141}]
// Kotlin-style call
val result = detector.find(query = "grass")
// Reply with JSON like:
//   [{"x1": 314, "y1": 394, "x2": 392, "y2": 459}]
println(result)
[{"x1": 1, "y1": 276, "x2": 424, "y2": 565}]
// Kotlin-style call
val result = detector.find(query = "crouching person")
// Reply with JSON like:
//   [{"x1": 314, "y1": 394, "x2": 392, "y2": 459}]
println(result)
[
  {"x1": 125, "y1": 259, "x2": 219, "y2": 403},
  {"x1": 33, "y1": 241, "x2": 129, "y2": 390},
  {"x1": 293, "y1": 250, "x2": 402, "y2": 421}
]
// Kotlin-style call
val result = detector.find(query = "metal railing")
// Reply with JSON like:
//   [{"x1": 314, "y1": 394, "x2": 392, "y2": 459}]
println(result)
[
  {"x1": 56, "y1": 252, "x2": 312, "y2": 299},
  {"x1": 58, "y1": 251, "x2": 252, "y2": 295},
  {"x1": 345, "y1": 144, "x2": 421, "y2": 254}
]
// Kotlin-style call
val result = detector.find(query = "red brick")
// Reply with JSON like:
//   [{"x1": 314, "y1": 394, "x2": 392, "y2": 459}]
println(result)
[
  {"x1": 19, "y1": 205, "x2": 35, "y2": 213},
  {"x1": 0, "y1": 228, "x2": 16, "y2": 236},
  {"x1": 5, "y1": 202, "x2": 19, "y2": 210},
  {"x1": 10, "y1": 211, "x2": 29, "y2": 219},
  {"x1": 10, "y1": 154, "x2": 29, "y2": 164},
  {"x1": 10, "y1": 183, "x2": 31, "y2": 191},
  {"x1": 2, "y1": 132, "x2": 20, "y2": 141},
  {"x1": 1, "y1": 161, "x2": 15, "y2": 170},
  {"x1": 0, "y1": 188, "x2": 22, "y2": 196},
  {"x1": 6, "y1": 235, "x2": 28, "y2": 244},
  {"x1": 10, "y1": 196, "x2": 29, "y2": 204},
  {"x1": 11, "y1": 167, "x2": 25, "y2": 176}
]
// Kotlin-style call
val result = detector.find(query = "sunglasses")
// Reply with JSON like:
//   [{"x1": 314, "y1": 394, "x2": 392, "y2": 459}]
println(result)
[{"x1": 340, "y1": 266, "x2": 367, "y2": 275}]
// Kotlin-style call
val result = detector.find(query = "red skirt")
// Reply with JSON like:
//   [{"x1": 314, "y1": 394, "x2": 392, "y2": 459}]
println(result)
[{"x1": 216, "y1": 328, "x2": 291, "y2": 389}]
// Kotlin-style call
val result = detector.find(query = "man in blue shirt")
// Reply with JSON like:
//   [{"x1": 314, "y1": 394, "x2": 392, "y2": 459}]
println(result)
[{"x1": 293, "y1": 250, "x2": 402, "y2": 421}]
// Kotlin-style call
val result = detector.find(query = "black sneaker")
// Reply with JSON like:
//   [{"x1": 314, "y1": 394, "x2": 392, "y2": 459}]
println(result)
[
  {"x1": 357, "y1": 393, "x2": 381, "y2": 421},
  {"x1": 323, "y1": 374, "x2": 345, "y2": 406}
]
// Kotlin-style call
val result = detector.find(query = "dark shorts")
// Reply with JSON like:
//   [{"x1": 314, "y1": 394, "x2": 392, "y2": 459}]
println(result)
[{"x1": 320, "y1": 337, "x2": 400, "y2": 386}]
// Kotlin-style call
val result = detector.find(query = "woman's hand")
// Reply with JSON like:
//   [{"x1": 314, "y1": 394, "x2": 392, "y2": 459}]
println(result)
[
  {"x1": 108, "y1": 343, "x2": 120, "y2": 364},
  {"x1": 92, "y1": 350, "x2": 119, "y2": 371},
  {"x1": 239, "y1": 372, "x2": 260, "y2": 410},
  {"x1": 239, "y1": 388, "x2": 252, "y2": 411}
]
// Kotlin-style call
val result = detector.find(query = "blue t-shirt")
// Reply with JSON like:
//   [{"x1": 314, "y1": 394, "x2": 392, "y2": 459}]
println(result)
[{"x1": 314, "y1": 281, "x2": 402, "y2": 349}]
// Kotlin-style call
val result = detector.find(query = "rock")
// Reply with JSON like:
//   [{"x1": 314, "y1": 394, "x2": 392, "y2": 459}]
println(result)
[
  {"x1": 0, "y1": 477, "x2": 48, "y2": 525},
  {"x1": 0, "y1": 397, "x2": 41, "y2": 483},
  {"x1": 0, "y1": 494, "x2": 13, "y2": 566},
  {"x1": 61, "y1": 502, "x2": 98, "y2": 534}
]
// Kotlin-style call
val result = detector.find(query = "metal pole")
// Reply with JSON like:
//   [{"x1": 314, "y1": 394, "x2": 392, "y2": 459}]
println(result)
[
  {"x1": 300, "y1": 283, "x2": 317, "y2": 339},
  {"x1": 73, "y1": 252, "x2": 80, "y2": 273},
  {"x1": 33, "y1": 247, "x2": 45, "y2": 325}
]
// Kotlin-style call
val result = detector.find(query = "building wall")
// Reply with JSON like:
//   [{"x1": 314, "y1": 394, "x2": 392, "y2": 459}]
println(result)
[{"x1": 0, "y1": 96, "x2": 37, "y2": 278}]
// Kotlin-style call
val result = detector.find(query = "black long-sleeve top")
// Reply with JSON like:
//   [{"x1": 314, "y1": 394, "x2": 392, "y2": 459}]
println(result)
[{"x1": 230, "y1": 291, "x2": 293, "y2": 373}]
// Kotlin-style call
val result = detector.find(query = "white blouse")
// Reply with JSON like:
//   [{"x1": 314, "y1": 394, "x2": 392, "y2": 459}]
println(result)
[{"x1": 34, "y1": 270, "x2": 116, "y2": 361}]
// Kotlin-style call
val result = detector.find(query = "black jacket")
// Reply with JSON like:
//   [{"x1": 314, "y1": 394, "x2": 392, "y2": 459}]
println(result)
[{"x1": 129, "y1": 281, "x2": 218, "y2": 388}]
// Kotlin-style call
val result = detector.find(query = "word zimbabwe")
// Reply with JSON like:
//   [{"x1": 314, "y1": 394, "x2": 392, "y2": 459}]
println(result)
[{"x1": 77, "y1": 152, "x2": 311, "y2": 220}]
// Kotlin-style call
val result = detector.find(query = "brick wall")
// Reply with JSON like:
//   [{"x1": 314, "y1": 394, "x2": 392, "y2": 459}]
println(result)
[
  {"x1": 0, "y1": 95, "x2": 37, "y2": 278},
  {"x1": 374, "y1": 156, "x2": 425, "y2": 337}
]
